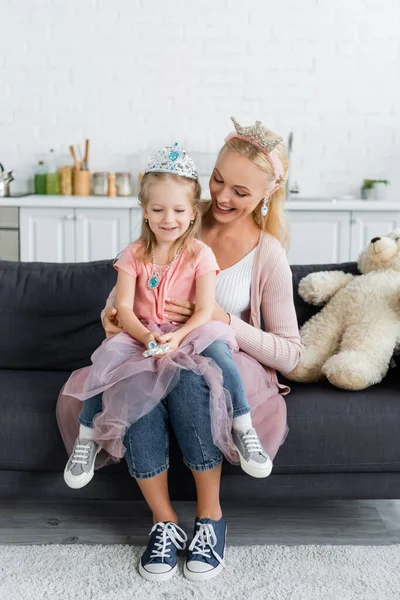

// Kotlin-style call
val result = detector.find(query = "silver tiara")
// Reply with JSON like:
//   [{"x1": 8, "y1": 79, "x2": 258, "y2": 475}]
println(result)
[
  {"x1": 231, "y1": 117, "x2": 283, "y2": 153},
  {"x1": 145, "y1": 143, "x2": 198, "y2": 180}
]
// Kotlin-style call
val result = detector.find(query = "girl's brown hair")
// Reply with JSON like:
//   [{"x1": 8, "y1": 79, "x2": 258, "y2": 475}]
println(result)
[
  {"x1": 137, "y1": 172, "x2": 203, "y2": 262},
  {"x1": 221, "y1": 130, "x2": 289, "y2": 248}
]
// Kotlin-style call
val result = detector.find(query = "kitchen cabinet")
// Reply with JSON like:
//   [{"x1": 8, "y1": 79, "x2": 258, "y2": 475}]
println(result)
[
  {"x1": 74, "y1": 209, "x2": 130, "y2": 262},
  {"x1": 287, "y1": 208, "x2": 400, "y2": 265},
  {"x1": 349, "y1": 212, "x2": 400, "y2": 261},
  {"x1": 20, "y1": 207, "x2": 75, "y2": 262},
  {"x1": 6, "y1": 197, "x2": 400, "y2": 265},
  {"x1": 20, "y1": 207, "x2": 130, "y2": 262},
  {"x1": 287, "y1": 211, "x2": 351, "y2": 265}
]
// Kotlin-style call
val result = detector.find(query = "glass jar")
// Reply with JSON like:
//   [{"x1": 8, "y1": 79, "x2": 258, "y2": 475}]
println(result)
[
  {"x1": 116, "y1": 172, "x2": 132, "y2": 196},
  {"x1": 93, "y1": 172, "x2": 109, "y2": 196}
]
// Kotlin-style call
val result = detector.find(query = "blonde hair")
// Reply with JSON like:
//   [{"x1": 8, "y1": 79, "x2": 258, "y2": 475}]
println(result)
[
  {"x1": 221, "y1": 130, "x2": 289, "y2": 248},
  {"x1": 137, "y1": 172, "x2": 202, "y2": 262}
]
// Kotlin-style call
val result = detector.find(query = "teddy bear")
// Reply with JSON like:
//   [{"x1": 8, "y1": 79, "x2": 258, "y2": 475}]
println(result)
[{"x1": 284, "y1": 229, "x2": 400, "y2": 391}]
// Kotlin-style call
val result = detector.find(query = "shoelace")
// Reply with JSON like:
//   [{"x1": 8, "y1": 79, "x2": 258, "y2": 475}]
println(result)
[
  {"x1": 188, "y1": 523, "x2": 225, "y2": 566},
  {"x1": 242, "y1": 430, "x2": 265, "y2": 454},
  {"x1": 71, "y1": 442, "x2": 91, "y2": 465},
  {"x1": 149, "y1": 522, "x2": 187, "y2": 560}
]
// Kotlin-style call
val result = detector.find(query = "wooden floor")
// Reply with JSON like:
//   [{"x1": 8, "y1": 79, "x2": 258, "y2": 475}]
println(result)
[{"x1": 1, "y1": 500, "x2": 400, "y2": 545}]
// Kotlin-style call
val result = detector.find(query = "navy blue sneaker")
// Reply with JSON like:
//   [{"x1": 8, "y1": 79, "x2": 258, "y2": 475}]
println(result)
[
  {"x1": 184, "y1": 516, "x2": 227, "y2": 581},
  {"x1": 139, "y1": 521, "x2": 187, "y2": 582}
]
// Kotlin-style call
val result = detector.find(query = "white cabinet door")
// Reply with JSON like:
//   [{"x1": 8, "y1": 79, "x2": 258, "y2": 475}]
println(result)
[
  {"x1": 20, "y1": 207, "x2": 75, "y2": 262},
  {"x1": 130, "y1": 206, "x2": 142, "y2": 242},
  {"x1": 287, "y1": 211, "x2": 351, "y2": 265},
  {"x1": 74, "y1": 209, "x2": 131, "y2": 262},
  {"x1": 350, "y1": 212, "x2": 400, "y2": 261}
]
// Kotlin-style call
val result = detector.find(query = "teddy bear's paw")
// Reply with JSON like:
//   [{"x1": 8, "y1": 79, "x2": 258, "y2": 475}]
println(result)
[
  {"x1": 284, "y1": 354, "x2": 325, "y2": 382},
  {"x1": 322, "y1": 352, "x2": 385, "y2": 391},
  {"x1": 298, "y1": 275, "x2": 328, "y2": 306}
]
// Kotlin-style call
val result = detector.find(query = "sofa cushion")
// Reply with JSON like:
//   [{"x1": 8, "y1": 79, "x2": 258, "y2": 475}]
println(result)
[
  {"x1": 0, "y1": 369, "x2": 71, "y2": 471},
  {"x1": 0, "y1": 369, "x2": 181, "y2": 475},
  {"x1": 275, "y1": 366, "x2": 400, "y2": 473},
  {"x1": 2, "y1": 366, "x2": 399, "y2": 475},
  {"x1": 0, "y1": 260, "x2": 116, "y2": 371}
]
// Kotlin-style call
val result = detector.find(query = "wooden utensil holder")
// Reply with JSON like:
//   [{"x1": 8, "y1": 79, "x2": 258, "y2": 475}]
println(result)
[{"x1": 73, "y1": 170, "x2": 91, "y2": 196}]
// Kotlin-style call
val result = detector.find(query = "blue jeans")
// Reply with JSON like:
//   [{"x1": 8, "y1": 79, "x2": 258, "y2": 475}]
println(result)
[{"x1": 78, "y1": 340, "x2": 250, "y2": 479}]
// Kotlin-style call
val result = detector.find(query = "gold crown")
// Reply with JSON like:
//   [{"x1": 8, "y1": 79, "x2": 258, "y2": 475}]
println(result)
[{"x1": 231, "y1": 117, "x2": 283, "y2": 153}]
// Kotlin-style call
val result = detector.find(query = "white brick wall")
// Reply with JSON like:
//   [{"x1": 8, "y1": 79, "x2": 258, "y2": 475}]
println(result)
[{"x1": 1, "y1": 0, "x2": 399, "y2": 198}]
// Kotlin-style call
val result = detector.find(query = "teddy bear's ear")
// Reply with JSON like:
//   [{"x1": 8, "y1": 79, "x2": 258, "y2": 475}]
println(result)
[{"x1": 385, "y1": 229, "x2": 400, "y2": 243}]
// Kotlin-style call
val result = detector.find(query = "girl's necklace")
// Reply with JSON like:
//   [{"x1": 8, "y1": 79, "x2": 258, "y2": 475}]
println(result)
[{"x1": 147, "y1": 246, "x2": 182, "y2": 290}]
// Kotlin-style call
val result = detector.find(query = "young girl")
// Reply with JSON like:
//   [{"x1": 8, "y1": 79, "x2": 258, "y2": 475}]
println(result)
[{"x1": 61, "y1": 143, "x2": 272, "y2": 489}]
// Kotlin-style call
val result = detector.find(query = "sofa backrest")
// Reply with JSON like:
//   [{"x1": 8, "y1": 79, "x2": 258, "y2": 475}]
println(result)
[
  {"x1": 0, "y1": 260, "x2": 116, "y2": 371},
  {"x1": 0, "y1": 259, "x2": 360, "y2": 371}
]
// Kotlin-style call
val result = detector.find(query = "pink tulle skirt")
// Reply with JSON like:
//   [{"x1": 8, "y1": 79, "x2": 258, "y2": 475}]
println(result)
[{"x1": 57, "y1": 321, "x2": 288, "y2": 466}]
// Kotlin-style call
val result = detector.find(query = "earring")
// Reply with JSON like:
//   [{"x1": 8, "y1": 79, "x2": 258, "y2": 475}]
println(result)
[
  {"x1": 190, "y1": 220, "x2": 194, "y2": 225},
  {"x1": 261, "y1": 198, "x2": 268, "y2": 217},
  {"x1": 144, "y1": 219, "x2": 148, "y2": 224}
]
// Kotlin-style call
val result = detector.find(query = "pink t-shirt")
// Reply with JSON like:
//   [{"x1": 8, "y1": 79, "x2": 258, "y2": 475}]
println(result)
[{"x1": 114, "y1": 239, "x2": 219, "y2": 324}]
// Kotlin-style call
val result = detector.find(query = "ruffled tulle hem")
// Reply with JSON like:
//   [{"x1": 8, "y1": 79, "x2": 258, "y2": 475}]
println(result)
[{"x1": 57, "y1": 321, "x2": 288, "y2": 467}]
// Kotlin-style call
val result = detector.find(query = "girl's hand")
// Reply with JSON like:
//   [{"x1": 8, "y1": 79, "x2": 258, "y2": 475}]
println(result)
[
  {"x1": 164, "y1": 298, "x2": 230, "y2": 324},
  {"x1": 103, "y1": 307, "x2": 123, "y2": 337},
  {"x1": 143, "y1": 331, "x2": 157, "y2": 349},
  {"x1": 153, "y1": 331, "x2": 183, "y2": 357}
]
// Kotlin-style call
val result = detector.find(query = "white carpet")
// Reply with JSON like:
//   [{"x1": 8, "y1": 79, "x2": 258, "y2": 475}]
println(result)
[{"x1": 0, "y1": 544, "x2": 399, "y2": 600}]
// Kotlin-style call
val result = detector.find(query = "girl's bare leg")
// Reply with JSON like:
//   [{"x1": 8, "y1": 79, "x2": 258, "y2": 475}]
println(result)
[
  {"x1": 191, "y1": 465, "x2": 223, "y2": 520},
  {"x1": 136, "y1": 470, "x2": 178, "y2": 524}
]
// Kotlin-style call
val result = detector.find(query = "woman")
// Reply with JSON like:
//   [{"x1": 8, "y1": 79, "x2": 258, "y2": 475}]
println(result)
[{"x1": 57, "y1": 117, "x2": 301, "y2": 583}]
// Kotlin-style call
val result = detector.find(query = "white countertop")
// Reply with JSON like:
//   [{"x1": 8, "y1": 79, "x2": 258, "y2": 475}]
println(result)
[
  {"x1": 1, "y1": 195, "x2": 400, "y2": 211},
  {"x1": 286, "y1": 199, "x2": 400, "y2": 210},
  {"x1": 0, "y1": 195, "x2": 141, "y2": 209}
]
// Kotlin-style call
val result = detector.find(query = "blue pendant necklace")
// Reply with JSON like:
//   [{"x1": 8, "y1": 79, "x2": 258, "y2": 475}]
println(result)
[{"x1": 148, "y1": 247, "x2": 182, "y2": 290}]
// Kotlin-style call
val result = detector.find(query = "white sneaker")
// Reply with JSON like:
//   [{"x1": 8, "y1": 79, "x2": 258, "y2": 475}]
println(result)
[
  {"x1": 63, "y1": 437, "x2": 100, "y2": 489},
  {"x1": 232, "y1": 428, "x2": 273, "y2": 478}
]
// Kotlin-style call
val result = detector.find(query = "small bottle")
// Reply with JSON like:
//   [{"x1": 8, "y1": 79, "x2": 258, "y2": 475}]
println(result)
[
  {"x1": 46, "y1": 149, "x2": 60, "y2": 195},
  {"x1": 34, "y1": 161, "x2": 47, "y2": 195},
  {"x1": 93, "y1": 172, "x2": 109, "y2": 196},
  {"x1": 107, "y1": 173, "x2": 116, "y2": 197},
  {"x1": 116, "y1": 172, "x2": 132, "y2": 196}
]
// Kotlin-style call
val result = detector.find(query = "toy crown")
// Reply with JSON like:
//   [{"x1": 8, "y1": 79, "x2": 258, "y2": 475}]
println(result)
[
  {"x1": 230, "y1": 117, "x2": 283, "y2": 153},
  {"x1": 145, "y1": 143, "x2": 198, "y2": 180}
]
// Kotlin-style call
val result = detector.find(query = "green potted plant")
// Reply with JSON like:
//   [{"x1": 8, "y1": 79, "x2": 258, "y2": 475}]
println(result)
[{"x1": 361, "y1": 179, "x2": 389, "y2": 200}]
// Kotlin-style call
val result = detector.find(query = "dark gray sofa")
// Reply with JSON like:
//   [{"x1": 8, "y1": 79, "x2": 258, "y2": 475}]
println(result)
[{"x1": 1, "y1": 259, "x2": 399, "y2": 501}]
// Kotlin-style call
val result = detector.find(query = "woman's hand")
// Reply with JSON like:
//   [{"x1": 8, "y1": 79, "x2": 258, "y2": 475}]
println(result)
[
  {"x1": 103, "y1": 307, "x2": 124, "y2": 337},
  {"x1": 165, "y1": 298, "x2": 230, "y2": 325},
  {"x1": 212, "y1": 302, "x2": 231, "y2": 325},
  {"x1": 164, "y1": 298, "x2": 194, "y2": 323}
]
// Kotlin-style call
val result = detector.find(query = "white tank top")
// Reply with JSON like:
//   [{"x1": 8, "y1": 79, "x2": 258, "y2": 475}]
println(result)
[{"x1": 215, "y1": 247, "x2": 256, "y2": 319}]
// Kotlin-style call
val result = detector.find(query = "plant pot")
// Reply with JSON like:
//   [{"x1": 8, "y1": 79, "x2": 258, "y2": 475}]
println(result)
[
  {"x1": 374, "y1": 182, "x2": 388, "y2": 200},
  {"x1": 361, "y1": 187, "x2": 375, "y2": 200}
]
